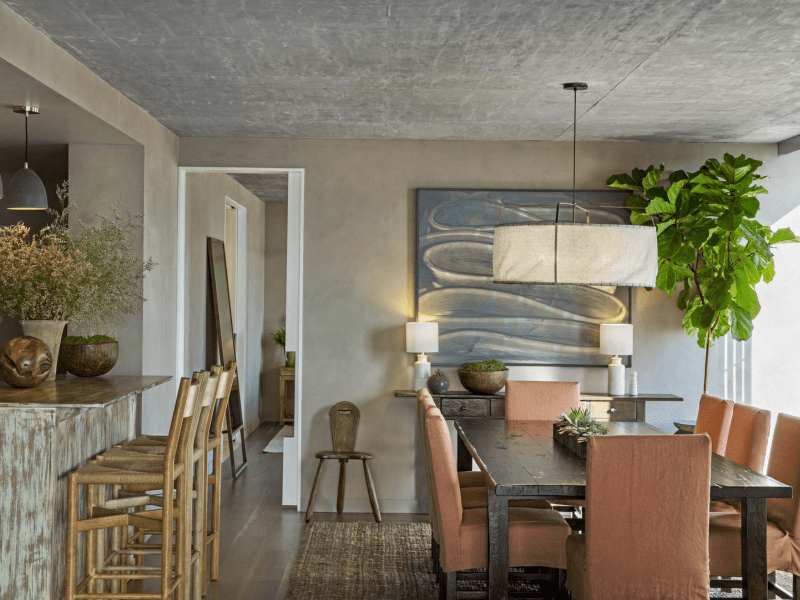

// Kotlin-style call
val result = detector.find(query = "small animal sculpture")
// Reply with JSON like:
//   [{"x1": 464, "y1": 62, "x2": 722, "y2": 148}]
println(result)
[{"x1": 0, "y1": 336, "x2": 52, "y2": 388}]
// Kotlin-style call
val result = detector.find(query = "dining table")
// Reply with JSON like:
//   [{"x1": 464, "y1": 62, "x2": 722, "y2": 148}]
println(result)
[{"x1": 454, "y1": 418, "x2": 793, "y2": 600}]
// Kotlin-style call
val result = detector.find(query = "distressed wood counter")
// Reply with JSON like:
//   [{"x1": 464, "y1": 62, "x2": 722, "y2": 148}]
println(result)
[{"x1": 0, "y1": 375, "x2": 172, "y2": 600}]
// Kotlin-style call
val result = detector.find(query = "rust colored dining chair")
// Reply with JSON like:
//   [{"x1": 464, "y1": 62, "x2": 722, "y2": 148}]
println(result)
[
  {"x1": 505, "y1": 380, "x2": 581, "y2": 421},
  {"x1": 565, "y1": 434, "x2": 712, "y2": 600},
  {"x1": 65, "y1": 372, "x2": 207, "y2": 600},
  {"x1": 709, "y1": 412, "x2": 800, "y2": 598},
  {"x1": 709, "y1": 402, "x2": 771, "y2": 514},
  {"x1": 426, "y1": 406, "x2": 571, "y2": 597},
  {"x1": 694, "y1": 393, "x2": 734, "y2": 454},
  {"x1": 416, "y1": 389, "x2": 553, "y2": 577},
  {"x1": 305, "y1": 401, "x2": 381, "y2": 522}
]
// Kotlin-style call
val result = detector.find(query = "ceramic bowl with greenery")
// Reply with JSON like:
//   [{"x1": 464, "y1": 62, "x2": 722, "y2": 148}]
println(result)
[{"x1": 457, "y1": 359, "x2": 509, "y2": 395}]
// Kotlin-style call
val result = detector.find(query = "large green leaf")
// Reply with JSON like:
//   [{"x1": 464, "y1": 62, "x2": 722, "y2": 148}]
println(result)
[
  {"x1": 718, "y1": 211, "x2": 741, "y2": 231},
  {"x1": 607, "y1": 173, "x2": 644, "y2": 192},
  {"x1": 770, "y1": 227, "x2": 800, "y2": 244},
  {"x1": 739, "y1": 197, "x2": 760, "y2": 218},
  {"x1": 657, "y1": 225, "x2": 682, "y2": 258},
  {"x1": 733, "y1": 270, "x2": 760, "y2": 317},
  {"x1": 656, "y1": 261, "x2": 678, "y2": 293},
  {"x1": 729, "y1": 302, "x2": 754, "y2": 340},
  {"x1": 646, "y1": 197, "x2": 676, "y2": 215},
  {"x1": 672, "y1": 245, "x2": 697, "y2": 264}
]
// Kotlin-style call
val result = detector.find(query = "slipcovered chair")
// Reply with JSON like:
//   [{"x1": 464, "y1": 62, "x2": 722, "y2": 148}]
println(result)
[
  {"x1": 425, "y1": 407, "x2": 572, "y2": 597},
  {"x1": 505, "y1": 380, "x2": 580, "y2": 421},
  {"x1": 416, "y1": 389, "x2": 554, "y2": 575},
  {"x1": 565, "y1": 434, "x2": 712, "y2": 600},
  {"x1": 709, "y1": 412, "x2": 800, "y2": 597},
  {"x1": 709, "y1": 402, "x2": 771, "y2": 514},
  {"x1": 694, "y1": 393, "x2": 734, "y2": 454}
]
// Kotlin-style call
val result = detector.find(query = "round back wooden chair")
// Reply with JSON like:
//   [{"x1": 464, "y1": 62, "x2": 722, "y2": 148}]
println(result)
[{"x1": 304, "y1": 401, "x2": 381, "y2": 522}]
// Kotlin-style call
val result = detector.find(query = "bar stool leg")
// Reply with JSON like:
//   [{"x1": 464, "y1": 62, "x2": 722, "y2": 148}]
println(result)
[
  {"x1": 210, "y1": 444, "x2": 222, "y2": 581},
  {"x1": 65, "y1": 473, "x2": 79, "y2": 600},
  {"x1": 305, "y1": 459, "x2": 325, "y2": 522},
  {"x1": 362, "y1": 459, "x2": 381, "y2": 523}
]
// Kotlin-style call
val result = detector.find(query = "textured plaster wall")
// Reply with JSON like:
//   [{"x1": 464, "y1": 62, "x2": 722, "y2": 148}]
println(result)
[
  {"x1": 180, "y1": 137, "x2": 780, "y2": 513},
  {"x1": 0, "y1": 3, "x2": 180, "y2": 434},
  {"x1": 184, "y1": 172, "x2": 266, "y2": 434},
  {"x1": 68, "y1": 143, "x2": 145, "y2": 376},
  {"x1": 262, "y1": 203, "x2": 289, "y2": 421}
]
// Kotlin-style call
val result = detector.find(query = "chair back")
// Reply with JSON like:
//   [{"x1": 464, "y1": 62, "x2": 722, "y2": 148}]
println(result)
[
  {"x1": 425, "y1": 407, "x2": 463, "y2": 572},
  {"x1": 163, "y1": 372, "x2": 208, "y2": 470},
  {"x1": 200, "y1": 362, "x2": 236, "y2": 448},
  {"x1": 417, "y1": 389, "x2": 442, "y2": 542},
  {"x1": 193, "y1": 366, "x2": 221, "y2": 451},
  {"x1": 583, "y1": 434, "x2": 711, "y2": 600},
  {"x1": 209, "y1": 361, "x2": 237, "y2": 441},
  {"x1": 505, "y1": 381, "x2": 580, "y2": 421},
  {"x1": 330, "y1": 401, "x2": 359, "y2": 453},
  {"x1": 695, "y1": 393, "x2": 734, "y2": 454},
  {"x1": 725, "y1": 403, "x2": 771, "y2": 473},
  {"x1": 766, "y1": 413, "x2": 800, "y2": 538}
]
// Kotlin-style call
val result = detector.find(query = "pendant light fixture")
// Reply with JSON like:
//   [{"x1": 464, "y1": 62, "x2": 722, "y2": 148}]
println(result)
[
  {"x1": 5, "y1": 106, "x2": 48, "y2": 211},
  {"x1": 492, "y1": 83, "x2": 657, "y2": 287}
]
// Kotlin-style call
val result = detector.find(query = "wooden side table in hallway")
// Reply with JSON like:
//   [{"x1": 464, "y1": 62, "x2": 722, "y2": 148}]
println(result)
[{"x1": 279, "y1": 367, "x2": 295, "y2": 426}]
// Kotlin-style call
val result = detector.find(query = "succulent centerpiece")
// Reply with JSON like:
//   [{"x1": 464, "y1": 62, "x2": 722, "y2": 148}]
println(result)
[{"x1": 553, "y1": 407, "x2": 610, "y2": 458}]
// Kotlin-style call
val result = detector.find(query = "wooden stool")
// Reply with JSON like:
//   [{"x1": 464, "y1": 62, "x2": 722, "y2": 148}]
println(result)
[
  {"x1": 107, "y1": 362, "x2": 237, "y2": 592},
  {"x1": 305, "y1": 401, "x2": 381, "y2": 523},
  {"x1": 65, "y1": 372, "x2": 207, "y2": 600}
]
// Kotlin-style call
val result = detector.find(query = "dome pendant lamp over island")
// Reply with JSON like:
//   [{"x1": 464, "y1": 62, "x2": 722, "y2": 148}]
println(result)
[
  {"x1": 5, "y1": 106, "x2": 48, "y2": 211},
  {"x1": 492, "y1": 83, "x2": 657, "y2": 286}
]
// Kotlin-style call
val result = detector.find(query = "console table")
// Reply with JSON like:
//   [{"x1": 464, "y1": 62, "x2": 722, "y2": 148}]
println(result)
[
  {"x1": 279, "y1": 366, "x2": 295, "y2": 426},
  {"x1": 394, "y1": 389, "x2": 682, "y2": 423},
  {"x1": 0, "y1": 375, "x2": 172, "y2": 600}
]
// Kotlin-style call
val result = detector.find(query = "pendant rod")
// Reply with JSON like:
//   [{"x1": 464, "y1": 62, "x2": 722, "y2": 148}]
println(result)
[
  {"x1": 24, "y1": 110, "x2": 29, "y2": 166},
  {"x1": 572, "y1": 86, "x2": 577, "y2": 223}
]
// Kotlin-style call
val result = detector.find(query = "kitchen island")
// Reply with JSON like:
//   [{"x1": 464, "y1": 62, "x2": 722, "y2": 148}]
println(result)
[{"x1": 0, "y1": 375, "x2": 172, "y2": 600}]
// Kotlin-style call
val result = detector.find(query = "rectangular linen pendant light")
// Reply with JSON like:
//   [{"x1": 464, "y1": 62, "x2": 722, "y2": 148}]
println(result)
[
  {"x1": 493, "y1": 222, "x2": 657, "y2": 286},
  {"x1": 492, "y1": 83, "x2": 657, "y2": 287}
]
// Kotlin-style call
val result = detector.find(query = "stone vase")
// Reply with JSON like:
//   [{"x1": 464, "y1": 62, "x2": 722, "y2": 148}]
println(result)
[{"x1": 19, "y1": 320, "x2": 67, "y2": 381}]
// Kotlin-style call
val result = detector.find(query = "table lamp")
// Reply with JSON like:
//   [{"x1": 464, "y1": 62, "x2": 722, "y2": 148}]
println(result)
[
  {"x1": 406, "y1": 322, "x2": 438, "y2": 391},
  {"x1": 599, "y1": 324, "x2": 633, "y2": 396}
]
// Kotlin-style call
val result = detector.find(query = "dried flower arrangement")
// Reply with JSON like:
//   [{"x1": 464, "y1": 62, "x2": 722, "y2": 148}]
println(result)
[
  {"x1": 555, "y1": 407, "x2": 610, "y2": 443},
  {"x1": 0, "y1": 222, "x2": 97, "y2": 321},
  {"x1": 0, "y1": 181, "x2": 155, "y2": 339}
]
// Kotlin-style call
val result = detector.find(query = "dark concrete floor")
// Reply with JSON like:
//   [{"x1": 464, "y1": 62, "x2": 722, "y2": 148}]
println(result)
[{"x1": 205, "y1": 423, "x2": 426, "y2": 600}]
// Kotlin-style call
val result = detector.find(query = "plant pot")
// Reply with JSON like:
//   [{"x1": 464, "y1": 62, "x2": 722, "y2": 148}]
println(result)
[
  {"x1": 60, "y1": 340, "x2": 119, "y2": 377},
  {"x1": 457, "y1": 368, "x2": 509, "y2": 395},
  {"x1": 285, "y1": 351, "x2": 296, "y2": 368},
  {"x1": 427, "y1": 374, "x2": 450, "y2": 394},
  {"x1": 19, "y1": 320, "x2": 67, "y2": 382}
]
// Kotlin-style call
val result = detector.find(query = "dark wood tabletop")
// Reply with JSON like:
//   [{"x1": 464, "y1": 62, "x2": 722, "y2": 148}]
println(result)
[
  {"x1": 0, "y1": 375, "x2": 173, "y2": 408},
  {"x1": 454, "y1": 418, "x2": 792, "y2": 501}
]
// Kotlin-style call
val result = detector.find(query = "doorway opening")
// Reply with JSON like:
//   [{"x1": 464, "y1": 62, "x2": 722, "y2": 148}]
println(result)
[{"x1": 177, "y1": 166, "x2": 305, "y2": 507}]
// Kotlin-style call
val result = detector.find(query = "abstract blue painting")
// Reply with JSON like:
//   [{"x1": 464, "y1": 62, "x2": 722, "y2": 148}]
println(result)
[{"x1": 416, "y1": 188, "x2": 633, "y2": 366}]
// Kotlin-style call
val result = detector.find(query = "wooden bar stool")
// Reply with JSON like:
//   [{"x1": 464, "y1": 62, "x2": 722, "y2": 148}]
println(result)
[
  {"x1": 305, "y1": 401, "x2": 381, "y2": 523},
  {"x1": 104, "y1": 362, "x2": 236, "y2": 593},
  {"x1": 65, "y1": 372, "x2": 207, "y2": 600}
]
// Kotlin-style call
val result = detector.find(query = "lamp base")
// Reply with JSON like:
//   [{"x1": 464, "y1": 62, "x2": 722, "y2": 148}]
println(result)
[
  {"x1": 413, "y1": 354, "x2": 431, "y2": 392},
  {"x1": 607, "y1": 356, "x2": 626, "y2": 396}
]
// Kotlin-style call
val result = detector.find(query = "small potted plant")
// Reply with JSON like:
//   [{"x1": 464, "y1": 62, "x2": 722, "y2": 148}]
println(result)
[
  {"x1": 427, "y1": 369, "x2": 450, "y2": 394},
  {"x1": 457, "y1": 359, "x2": 509, "y2": 394},
  {"x1": 272, "y1": 326, "x2": 295, "y2": 367},
  {"x1": 553, "y1": 407, "x2": 610, "y2": 458},
  {"x1": 52, "y1": 183, "x2": 156, "y2": 377}
]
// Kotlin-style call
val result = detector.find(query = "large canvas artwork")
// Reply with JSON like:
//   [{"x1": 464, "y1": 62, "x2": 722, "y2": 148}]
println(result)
[{"x1": 416, "y1": 189, "x2": 633, "y2": 367}]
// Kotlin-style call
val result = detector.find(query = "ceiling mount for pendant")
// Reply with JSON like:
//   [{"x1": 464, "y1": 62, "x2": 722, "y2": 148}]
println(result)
[
  {"x1": 562, "y1": 82, "x2": 588, "y2": 92},
  {"x1": 5, "y1": 105, "x2": 48, "y2": 211}
]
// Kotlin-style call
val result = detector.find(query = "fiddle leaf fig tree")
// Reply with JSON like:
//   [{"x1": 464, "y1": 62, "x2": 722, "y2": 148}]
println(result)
[{"x1": 607, "y1": 153, "x2": 799, "y2": 392}]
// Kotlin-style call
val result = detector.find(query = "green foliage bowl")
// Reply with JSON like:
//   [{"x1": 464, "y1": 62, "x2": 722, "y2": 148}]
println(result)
[{"x1": 457, "y1": 366, "x2": 509, "y2": 395}]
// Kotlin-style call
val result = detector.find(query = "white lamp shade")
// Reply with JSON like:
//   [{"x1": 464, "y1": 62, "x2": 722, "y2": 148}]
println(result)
[
  {"x1": 493, "y1": 222, "x2": 657, "y2": 287},
  {"x1": 599, "y1": 323, "x2": 633, "y2": 356},
  {"x1": 406, "y1": 322, "x2": 438, "y2": 353}
]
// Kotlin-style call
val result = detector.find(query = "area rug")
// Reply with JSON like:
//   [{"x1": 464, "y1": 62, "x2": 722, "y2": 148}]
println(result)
[
  {"x1": 284, "y1": 522, "x2": 436, "y2": 600},
  {"x1": 283, "y1": 521, "x2": 793, "y2": 599},
  {"x1": 262, "y1": 425, "x2": 293, "y2": 453}
]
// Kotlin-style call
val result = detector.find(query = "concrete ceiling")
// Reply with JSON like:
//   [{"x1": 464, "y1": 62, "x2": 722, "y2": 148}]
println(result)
[
  {"x1": 229, "y1": 173, "x2": 287, "y2": 204},
  {"x1": 0, "y1": 57, "x2": 137, "y2": 146},
  {"x1": 5, "y1": 0, "x2": 800, "y2": 142}
]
